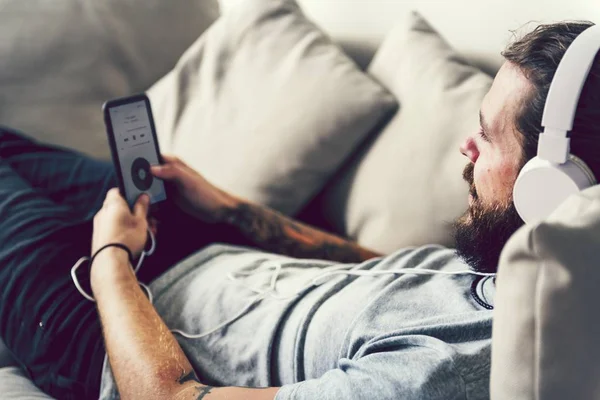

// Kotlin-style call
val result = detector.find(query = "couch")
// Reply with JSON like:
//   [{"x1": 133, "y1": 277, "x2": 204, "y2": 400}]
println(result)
[{"x1": 0, "y1": 0, "x2": 599, "y2": 398}]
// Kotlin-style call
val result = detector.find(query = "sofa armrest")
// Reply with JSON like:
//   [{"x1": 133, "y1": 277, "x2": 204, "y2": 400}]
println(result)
[{"x1": 491, "y1": 185, "x2": 600, "y2": 399}]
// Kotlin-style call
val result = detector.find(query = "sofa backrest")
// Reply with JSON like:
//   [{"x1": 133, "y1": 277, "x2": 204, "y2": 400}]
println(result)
[{"x1": 288, "y1": 0, "x2": 598, "y2": 73}]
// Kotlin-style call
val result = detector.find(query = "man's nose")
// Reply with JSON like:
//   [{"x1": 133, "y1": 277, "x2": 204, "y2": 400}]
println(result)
[{"x1": 459, "y1": 137, "x2": 479, "y2": 163}]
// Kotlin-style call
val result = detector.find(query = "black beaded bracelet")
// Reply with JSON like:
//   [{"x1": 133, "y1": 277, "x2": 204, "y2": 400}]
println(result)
[{"x1": 90, "y1": 243, "x2": 133, "y2": 268}]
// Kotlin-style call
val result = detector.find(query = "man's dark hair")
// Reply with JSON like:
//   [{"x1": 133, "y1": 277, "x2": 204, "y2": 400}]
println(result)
[{"x1": 502, "y1": 21, "x2": 600, "y2": 177}]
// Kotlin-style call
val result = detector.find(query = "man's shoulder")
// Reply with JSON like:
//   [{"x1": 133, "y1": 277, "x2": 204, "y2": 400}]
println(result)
[{"x1": 378, "y1": 244, "x2": 466, "y2": 271}]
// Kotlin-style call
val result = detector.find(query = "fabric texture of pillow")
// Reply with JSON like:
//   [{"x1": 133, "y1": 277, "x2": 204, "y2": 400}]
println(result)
[
  {"x1": 321, "y1": 11, "x2": 492, "y2": 253},
  {"x1": 0, "y1": 0, "x2": 219, "y2": 159},
  {"x1": 491, "y1": 184, "x2": 600, "y2": 400},
  {"x1": 0, "y1": 367, "x2": 53, "y2": 399},
  {"x1": 148, "y1": 0, "x2": 397, "y2": 215}
]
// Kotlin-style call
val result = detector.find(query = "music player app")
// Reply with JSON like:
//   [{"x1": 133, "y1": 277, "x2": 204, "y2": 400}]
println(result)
[{"x1": 110, "y1": 101, "x2": 167, "y2": 207}]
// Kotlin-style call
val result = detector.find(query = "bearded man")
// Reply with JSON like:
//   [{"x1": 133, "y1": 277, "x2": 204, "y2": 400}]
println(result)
[{"x1": 0, "y1": 20, "x2": 598, "y2": 400}]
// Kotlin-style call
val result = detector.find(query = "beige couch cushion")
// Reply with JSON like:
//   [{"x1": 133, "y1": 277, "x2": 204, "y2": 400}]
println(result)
[
  {"x1": 491, "y1": 185, "x2": 600, "y2": 400},
  {"x1": 149, "y1": 0, "x2": 397, "y2": 215},
  {"x1": 0, "y1": 367, "x2": 53, "y2": 399},
  {"x1": 321, "y1": 11, "x2": 492, "y2": 254},
  {"x1": 0, "y1": 0, "x2": 219, "y2": 159}
]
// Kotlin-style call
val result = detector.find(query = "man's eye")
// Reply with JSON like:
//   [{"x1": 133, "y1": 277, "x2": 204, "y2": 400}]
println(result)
[{"x1": 477, "y1": 128, "x2": 490, "y2": 142}]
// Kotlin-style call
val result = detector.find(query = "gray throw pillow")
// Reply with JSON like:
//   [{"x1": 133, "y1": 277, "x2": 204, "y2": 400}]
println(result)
[
  {"x1": 0, "y1": 0, "x2": 219, "y2": 159},
  {"x1": 322, "y1": 11, "x2": 492, "y2": 253},
  {"x1": 492, "y1": 184, "x2": 600, "y2": 400},
  {"x1": 0, "y1": 367, "x2": 53, "y2": 399},
  {"x1": 148, "y1": 0, "x2": 397, "y2": 215}
]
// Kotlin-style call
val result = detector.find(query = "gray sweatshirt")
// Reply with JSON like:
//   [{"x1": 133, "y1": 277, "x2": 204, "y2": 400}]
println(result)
[{"x1": 100, "y1": 243, "x2": 494, "y2": 400}]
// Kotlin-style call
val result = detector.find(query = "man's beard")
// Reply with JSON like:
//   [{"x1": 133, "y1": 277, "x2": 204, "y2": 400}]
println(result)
[{"x1": 452, "y1": 163, "x2": 524, "y2": 273}]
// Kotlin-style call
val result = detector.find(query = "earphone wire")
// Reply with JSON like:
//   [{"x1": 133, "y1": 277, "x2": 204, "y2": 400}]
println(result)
[
  {"x1": 167, "y1": 261, "x2": 495, "y2": 339},
  {"x1": 71, "y1": 232, "x2": 495, "y2": 339}
]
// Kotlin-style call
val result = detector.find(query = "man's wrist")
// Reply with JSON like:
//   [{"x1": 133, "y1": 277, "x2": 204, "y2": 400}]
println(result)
[
  {"x1": 217, "y1": 191, "x2": 243, "y2": 225},
  {"x1": 221, "y1": 199, "x2": 242, "y2": 226},
  {"x1": 90, "y1": 247, "x2": 132, "y2": 291}
]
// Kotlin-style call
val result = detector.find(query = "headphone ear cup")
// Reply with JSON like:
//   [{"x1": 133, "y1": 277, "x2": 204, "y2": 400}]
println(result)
[
  {"x1": 568, "y1": 153, "x2": 597, "y2": 186},
  {"x1": 513, "y1": 156, "x2": 596, "y2": 224}
]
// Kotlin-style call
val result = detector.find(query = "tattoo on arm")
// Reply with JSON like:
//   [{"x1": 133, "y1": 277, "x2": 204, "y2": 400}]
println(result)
[
  {"x1": 195, "y1": 385, "x2": 213, "y2": 399},
  {"x1": 177, "y1": 370, "x2": 214, "y2": 399},
  {"x1": 226, "y1": 203, "x2": 380, "y2": 263}
]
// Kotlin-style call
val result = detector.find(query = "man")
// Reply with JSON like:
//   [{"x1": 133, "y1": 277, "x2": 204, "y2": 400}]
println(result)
[{"x1": 0, "y1": 20, "x2": 598, "y2": 400}]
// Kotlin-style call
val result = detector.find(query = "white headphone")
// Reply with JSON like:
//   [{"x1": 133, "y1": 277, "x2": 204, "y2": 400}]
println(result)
[{"x1": 513, "y1": 24, "x2": 600, "y2": 224}]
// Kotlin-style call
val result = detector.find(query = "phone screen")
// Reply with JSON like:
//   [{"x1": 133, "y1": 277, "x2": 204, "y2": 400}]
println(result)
[{"x1": 108, "y1": 100, "x2": 167, "y2": 207}]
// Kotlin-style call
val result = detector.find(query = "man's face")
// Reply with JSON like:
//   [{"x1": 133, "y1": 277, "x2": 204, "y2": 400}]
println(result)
[{"x1": 453, "y1": 62, "x2": 532, "y2": 273}]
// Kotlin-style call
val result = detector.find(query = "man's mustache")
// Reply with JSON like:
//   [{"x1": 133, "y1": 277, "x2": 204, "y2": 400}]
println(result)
[{"x1": 463, "y1": 163, "x2": 478, "y2": 199}]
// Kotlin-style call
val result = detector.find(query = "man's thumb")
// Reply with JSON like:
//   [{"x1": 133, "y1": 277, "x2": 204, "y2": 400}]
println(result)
[{"x1": 134, "y1": 193, "x2": 150, "y2": 217}]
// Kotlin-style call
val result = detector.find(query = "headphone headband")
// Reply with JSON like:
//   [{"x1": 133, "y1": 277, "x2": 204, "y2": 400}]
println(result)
[
  {"x1": 539, "y1": 24, "x2": 600, "y2": 163},
  {"x1": 513, "y1": 23, "x2": 599, "y2": 224}
]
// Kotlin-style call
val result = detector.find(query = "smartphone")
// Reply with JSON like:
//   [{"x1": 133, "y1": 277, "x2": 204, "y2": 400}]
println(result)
[{"x1": 103, "y1": 93, "x2": 167, "y2": 210}]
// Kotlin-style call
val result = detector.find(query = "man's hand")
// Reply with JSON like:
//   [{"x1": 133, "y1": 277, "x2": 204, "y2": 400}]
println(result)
[
  {"x1": 151, "y1": 155, "x2": 380, "y2": 263},
  {"x1": 151, "y1": 155, "x2": 239, "y2": 223},
  {"x1": 92, "y1": 188, "x2": 150, "y2": 259}
]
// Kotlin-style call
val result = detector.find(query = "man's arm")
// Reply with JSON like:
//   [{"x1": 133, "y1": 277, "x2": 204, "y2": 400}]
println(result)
[
  {"x1": 91, "y1": 190, "x2": 279, "y2": 400},
  {"x1": 92, "y1": 248, "x2": 280, "y2": 400},
  {"x1": 151, "y1": 155, "x2": 382, "y2": 263},
  {"x1": 221, "y1": 200, "x2": 381, "y2": 263}
]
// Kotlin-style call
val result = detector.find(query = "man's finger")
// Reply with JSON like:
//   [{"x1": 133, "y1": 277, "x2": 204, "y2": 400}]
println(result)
[
  {"x1": 151, "y1": 163, "x2": 179, "y2": 180},
  {"x1": 107, "y1": 188, "x2": 121, "y2": 198},
  {"x1": 104, "y1": 188, "x2": 122, "y2": 205},
  {"x1": 134, "y1": 193, "x2": 150, "y2": 218},
  {"x1": 161, "y1": 154, "x2": 181, "y2": 165}
]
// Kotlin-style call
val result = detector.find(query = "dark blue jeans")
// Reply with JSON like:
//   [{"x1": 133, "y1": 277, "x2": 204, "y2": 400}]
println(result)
[{"x1": 0, "y1": 127, "x2": 220, "y2": 399}]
